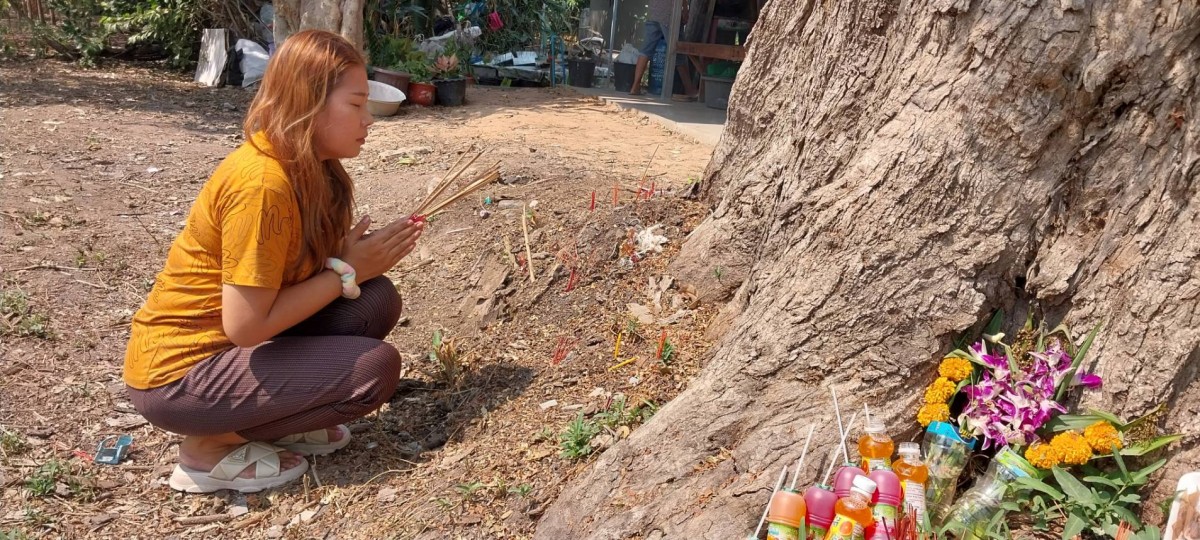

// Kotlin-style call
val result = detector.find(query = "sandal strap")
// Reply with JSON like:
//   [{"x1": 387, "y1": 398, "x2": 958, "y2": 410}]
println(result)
[{"x1": 208, "y1": 442, "x2": 285, "y2": 482}]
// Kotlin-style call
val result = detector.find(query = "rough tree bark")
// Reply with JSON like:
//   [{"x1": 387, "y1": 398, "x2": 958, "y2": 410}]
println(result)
[
  {"x1": 537, "y1": 1, "x2": 1200, "y2": 538},
  {"x1": 273, "y1": 0, "x2": 365, "y2": 53}
]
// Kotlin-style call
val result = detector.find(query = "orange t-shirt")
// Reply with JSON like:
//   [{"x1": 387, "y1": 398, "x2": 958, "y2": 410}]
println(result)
[{"x1": 124, "y1": 136, "x2": 315, "y2": 390}]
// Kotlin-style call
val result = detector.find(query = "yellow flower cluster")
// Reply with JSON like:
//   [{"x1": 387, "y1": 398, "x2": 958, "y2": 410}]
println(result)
[
  {"x1": 1083, "y1": 421, "x2": 1123, "y2": 453},
  {"x1": 1025, "y1": 441, "x2": 1062, "y2": 469},
  {"x1": 1051, "y1": 431, "x2": 1093, "y2": 465},
  {"x1": 917, "y1": 403, "x2": 950, "y2": 427},
  {"x1": 924, "y1": 377, "x2": 957, "y2": 404},
  {"x1": 938, "y1": 357, "x2": 974, "y2": 382}
]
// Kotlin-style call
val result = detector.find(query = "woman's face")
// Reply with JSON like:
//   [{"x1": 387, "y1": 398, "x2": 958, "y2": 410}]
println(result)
[{"x1": 313, "y1": 67, "x2": 374, "y2": 161}]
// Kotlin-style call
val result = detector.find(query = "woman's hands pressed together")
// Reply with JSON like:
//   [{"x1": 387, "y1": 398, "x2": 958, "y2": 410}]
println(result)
[{"x1": 340, "y1": 216, "x2": 424, "y2": 281}]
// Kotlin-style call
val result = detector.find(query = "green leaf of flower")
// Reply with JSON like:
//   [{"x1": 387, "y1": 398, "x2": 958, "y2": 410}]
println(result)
[
  {"x1": 1053, "y1": 467, "x2": 1098, "y2": 505},
  {"x1": 1062, "y1": 513, "x2": 1088, "y2": 540}
]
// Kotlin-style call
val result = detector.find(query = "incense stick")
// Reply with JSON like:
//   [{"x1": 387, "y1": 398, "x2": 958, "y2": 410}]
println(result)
[
  {"x1": 788, "y1": 424, "x2": 816, "y2": 490},
  {"x1": 422, "y1": 164, "x2": 501, "y2": 218},
  {"x1": 417, "y1": 151, "x2": 480, "y2": 215},
  {"x1": 752, "y1": 466, "x2": 788, "y2": 540}
]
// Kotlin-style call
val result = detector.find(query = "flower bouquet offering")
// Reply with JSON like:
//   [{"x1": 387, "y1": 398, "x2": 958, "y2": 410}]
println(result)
[{"x1": 912, "y1": 313, "x2": 1181, "y2": 539}]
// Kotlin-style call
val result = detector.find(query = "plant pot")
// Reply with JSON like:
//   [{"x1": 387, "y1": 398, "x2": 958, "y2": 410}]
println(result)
[
  {"x1": 433, "y1": 78, "x2": 467, "y2": 106},
  {"x1": 372, "y1": 67, "x2": 410, "y2": 96},
  {"x1": 567, "y1": 58, "x2": 595, "y2": 88},
  {"x1": 408, "y1": 82, "x2": 437, "y2": 106},
  {"x1": 613, "y1": 61, "x2": 636, "y2": 93}
]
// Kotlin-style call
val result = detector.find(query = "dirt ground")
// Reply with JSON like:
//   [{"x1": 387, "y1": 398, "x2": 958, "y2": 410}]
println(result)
[{"x1": 0, "y1": 59, "x2": 718, "y2": 538}]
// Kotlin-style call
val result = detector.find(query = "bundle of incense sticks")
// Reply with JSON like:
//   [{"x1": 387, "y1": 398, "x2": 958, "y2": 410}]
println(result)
[{"x1": 411, "y1": 151, "x2": 501, "y2": 221}]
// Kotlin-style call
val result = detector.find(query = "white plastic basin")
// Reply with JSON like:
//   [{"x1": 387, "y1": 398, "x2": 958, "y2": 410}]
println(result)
[{"x1": 367, "y1": 80, "x2": 406, "y2": 116}]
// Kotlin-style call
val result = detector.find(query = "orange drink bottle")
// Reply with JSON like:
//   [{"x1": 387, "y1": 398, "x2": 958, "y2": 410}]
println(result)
[
  {"x1": 858, "y1": 420, "x2": 895, "y2": 472},
  {"x1": 824, "y1": 476, "x2": 876, "y2": 540},
  {"x1": 892, "y1": 442, "x2": 930, "y2": 530}
]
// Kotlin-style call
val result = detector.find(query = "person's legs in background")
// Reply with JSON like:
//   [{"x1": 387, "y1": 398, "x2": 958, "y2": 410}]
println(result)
[{"x1": 630, "y1": 21, "x2": 666, "y2": 95}]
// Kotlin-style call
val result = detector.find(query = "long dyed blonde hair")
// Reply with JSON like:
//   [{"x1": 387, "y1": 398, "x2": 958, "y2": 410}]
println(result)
[{"x1": 243, "y1": 29, "x2": 362, "y2": 276}]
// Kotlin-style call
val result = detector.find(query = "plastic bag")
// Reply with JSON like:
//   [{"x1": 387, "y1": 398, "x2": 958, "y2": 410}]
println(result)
[
  {"x1": 487, "y1": 11, "x2": 503, "y2": 31},
  {"x1": 616, "y1": 43, "x2": 640, "y2": 64},
  {"x1": 235, "y1": 39, "x2": 269, "y2": 88}
]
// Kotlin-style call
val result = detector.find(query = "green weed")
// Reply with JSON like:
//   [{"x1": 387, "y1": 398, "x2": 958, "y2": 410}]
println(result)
[{"x1": 558, "y1": 412, "x2": 599, "y2": 460}]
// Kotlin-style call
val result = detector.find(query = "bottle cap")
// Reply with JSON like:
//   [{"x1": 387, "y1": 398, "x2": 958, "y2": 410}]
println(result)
[
  {"x1": 898, "y1": 442, "x2": 920, "y2": 457},
  {"x1": 865, "y1": 420, "x2": 886, "y2": 434},
  {"x1": 850, "y1": 475, "x2": 877, "y2": 497}
]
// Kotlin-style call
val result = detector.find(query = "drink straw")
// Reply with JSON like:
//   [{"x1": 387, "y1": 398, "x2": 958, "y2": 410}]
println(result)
[
  {"x1": 864, "y1": 403, "x2": 871, "y2": 426},
  {"x1": 831, "y1": 388, "x2": 848, "y2": 463},
  {"x1": 752, "y1": 465, "x2": 788, "y2": 540},
  {"x1": 788, "y1": 424, "x2": 816, "y2": 490},
  {"x1": 821, "y1": 411, "x2": 860, "y2": 486}
]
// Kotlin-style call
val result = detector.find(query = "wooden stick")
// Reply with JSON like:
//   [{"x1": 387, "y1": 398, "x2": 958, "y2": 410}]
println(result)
[
  {"x1": 636, "y1": 144, "x2": 661, "y2": 192},
  {"x1": 417, "y1": 151, "x2": 469, "y2": 211},
  {"x1": 174, "y1": 514, "x2": 233, "y2": 526},
  {"x1": 521, "y1": 203, "x2": 536, "y2": 281}
]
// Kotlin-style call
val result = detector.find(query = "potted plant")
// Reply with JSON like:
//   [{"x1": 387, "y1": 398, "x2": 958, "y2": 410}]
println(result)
[
  {"x1": 370, "y1": 36, "x2": 414, "y2": 95},
  {"x1": 565, "y1": 37, "x2": 601, "y2": 89},
  {"x1": 431, "y1": 52, "x2": 467, "y2": 106},
  {"x1": 405, "y1": 57, "x2": 437, "y2": 106}
]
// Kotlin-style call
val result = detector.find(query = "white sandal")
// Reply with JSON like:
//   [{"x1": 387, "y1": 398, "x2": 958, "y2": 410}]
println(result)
[
  {"x1": 273, "y1": 424, "x2": 351, "y2": 456},
  {"x1": 168, "y1": 441, "x2": 308, "y2": 493}
]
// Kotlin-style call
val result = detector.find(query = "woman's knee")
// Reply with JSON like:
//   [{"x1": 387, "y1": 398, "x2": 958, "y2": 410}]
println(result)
[
  {"x1": 359, "y1": 277, "x2": 403, "y2": 338},
  {"x1": 354, "y1": 341, "x2": 402, "y2": 407}
]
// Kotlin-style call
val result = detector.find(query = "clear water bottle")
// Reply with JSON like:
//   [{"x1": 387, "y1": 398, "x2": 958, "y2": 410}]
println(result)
[
  {"x1": 921, "y1": 421, "x2": 976, "y2": 523},
  {"x1": 942, "y1": 446, "x2": 1038, "y2": 538}
]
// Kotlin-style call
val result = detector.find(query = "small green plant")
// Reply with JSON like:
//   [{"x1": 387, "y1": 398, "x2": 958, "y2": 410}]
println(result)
[
  {"x1": 25, "y1": 459, "x2": 68, "y2": 497},
  {"x1": 558, "y1": 412, "x2": 599, "y2": 460},
  {"x1": 1, "y1": 428, "x2": 29, "y2": 457},
  {"x1": 1016, "y1": 451, "x2": 1166, "y2": 539},
  {"x1": 0, "y1": 290, "x2": 53, "y2": 339},
  {"x1": 713, "y1": 266, "x2": 725, "y2": 282},
  {"x1": 659, "y1": 339, "x2": 676, "y2": 365},
  {"x1": 454, "y1": 480, "x2": 485, "y2": 502},
  {"x1": 428, "y1": 330, "x2": 467, "y2": 388},
  {"x1": 23, "y1": 507, "x2": 51, "y2": 528},
  {"x1": 2, "y1": 528, "x2": 31, "y2": 540},
  {"x1": 508, "y1": 483, "x2": 533, "y2": 498},
  {"x1": 595, "y1": 396, "x2": 656, "y2": 431}
]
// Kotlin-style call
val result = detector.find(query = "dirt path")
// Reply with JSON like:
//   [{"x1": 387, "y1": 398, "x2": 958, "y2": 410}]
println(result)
[{"x1": 0, "y1": 59, "x2": 718, "y2": 538}]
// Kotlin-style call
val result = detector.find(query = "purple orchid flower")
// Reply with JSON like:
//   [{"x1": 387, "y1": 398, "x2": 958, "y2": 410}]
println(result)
[{"x1": 1073, "y1": 371, "x2": 1103, "y2": 389}]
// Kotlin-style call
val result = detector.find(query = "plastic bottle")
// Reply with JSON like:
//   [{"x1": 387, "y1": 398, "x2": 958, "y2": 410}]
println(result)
[
  {"x1": 866, "y1": 469, "x2": 901, "y2": 540},
  {"x1": 892, "y1": 442, "x2": 929, "y2": 530},
  {"x1": 803, "y1": 484, "x2": 837, "y2": 540},
  {"x1": 833, "y1": 465, "x2": 866, "y2": 499},
  {"x1": 942, "y1": 447, "x2": 1038, "y2": 539},
  {"x1": 921, "y1": 421, "x2": 976, "y2": 523},
  {"x1": 824, "y1": 475, "x2": 877, "y2": 540},
  {"x1": 858, "y1": 420, "x2": 895, "y2": 472},
  {"x1": 766, "y1": 489, "x2": 807, "y2": 540}
]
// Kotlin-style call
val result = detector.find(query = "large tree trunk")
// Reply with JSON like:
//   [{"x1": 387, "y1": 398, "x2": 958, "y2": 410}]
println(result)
[
  {"x1": 274, "y1": 0, "x2": 365, "y2": 53},
  {"x1": 537, "y1": 1, "x2": 1200, "y2": 537}
]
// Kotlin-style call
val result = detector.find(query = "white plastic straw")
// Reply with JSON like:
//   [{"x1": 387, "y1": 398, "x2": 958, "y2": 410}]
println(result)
[
  {"x1": 821, "y1": 411, "x2": 860, "y2": 486},
  {"x1": 864, "y1": 403, "x2": 871, "y2": 426},
  {"x1": 831, "y1": 388, "x2": 849, "y2": 463},
  {"x1": 789, "y1": 424, "x2": 817, "y2": 490},
  {"x1": 753, "y1": 465, "x2": 788, "y2": 539}
]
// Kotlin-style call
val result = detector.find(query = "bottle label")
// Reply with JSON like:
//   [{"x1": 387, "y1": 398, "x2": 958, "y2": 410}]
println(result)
[
  {"x1": 808, "y1": 525, "x2": 828, "y2": 540},
  {"x1": 862, "y1": 457, "x2": 892, "y2": 471},
  {"x1": 869, "y1": 504, "x2": 897, "y2": 540},
  {"x1": 903, "y1": 480, "x2": 928, "y2": 528},
  {"x1": 824, "y1": 515, "x2": 862, "y2": 540},
  {"x1": 767, "y1": 522, "x2": 801, "y2": 540}
]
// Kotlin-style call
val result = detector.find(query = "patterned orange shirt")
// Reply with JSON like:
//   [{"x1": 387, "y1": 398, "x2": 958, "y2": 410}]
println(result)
[{"x1": 124, "y1": 135, "x2": 315, "y2": 389}]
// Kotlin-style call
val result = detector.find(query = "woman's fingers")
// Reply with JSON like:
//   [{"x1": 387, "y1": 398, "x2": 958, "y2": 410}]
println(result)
[{"x1": 347, "y1": 216, "x2": 371, "y2": 242}]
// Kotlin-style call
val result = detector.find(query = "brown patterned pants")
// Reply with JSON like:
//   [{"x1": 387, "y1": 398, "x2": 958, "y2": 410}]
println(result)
[{"x1": 128, "y1": 277, "x2": 403, "y2": 441}]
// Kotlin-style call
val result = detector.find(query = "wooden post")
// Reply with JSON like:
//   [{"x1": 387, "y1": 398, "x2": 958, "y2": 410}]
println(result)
[{"x1": 661, "y1": 0, "x2": 683, "y2": 100}]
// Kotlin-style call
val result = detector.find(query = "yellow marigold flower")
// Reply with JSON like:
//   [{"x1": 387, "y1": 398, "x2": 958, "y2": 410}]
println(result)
[
  {"x1": 938, "y1": 357, "x2": 974, "y2": 382},
  {"x1": 1025, "y1": 441, "x2": 1062, "y2": 469},
  {"x1": 924, "y1": 377, "x2": 957, "y2": 404},
  {"x1": 1083, "y1": 421, "x2": 1123, "y2": 453},
  {"x1": 917, "y1": 403, "x2": 950, "y2": 427},
  {"x1": 1050, "y1": 431, "x2": 1093, "y2": 466}
]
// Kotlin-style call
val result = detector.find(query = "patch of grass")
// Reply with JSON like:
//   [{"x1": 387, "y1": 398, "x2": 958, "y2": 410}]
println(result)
[
  {"x1": 26, "y1": 459, "x2": 68, "y2": 497},
  {"x1": 454, "y1": 480, "x2": 485, "y2": 502},
  {"x1": 596, "y1": 396, "x2": 657, "y2": 431},
  {"x1": 558, "y1": 412, "x2": 600, "y2": 460},
  {"x1": 1, "y1": 528, "x2": 31, "y2": 540},
  {"x1": 0, "y1": 290, "x2": 53, "y2": 339},
  {"x1": 0, "y1": 428, "x2": 29, "y2": 457},
  {"x1": 22, "y1": 507, "x2": 51, "y2": 528}
]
